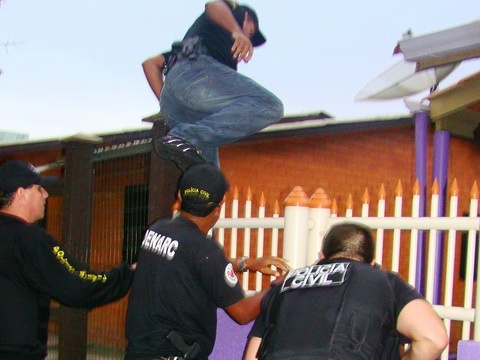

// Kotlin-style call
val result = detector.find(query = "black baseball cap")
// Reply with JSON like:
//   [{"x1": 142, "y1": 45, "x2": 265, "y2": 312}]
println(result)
[
  {"x1": 233, "y1": 4, "x2": 266, "y2": 47},
  {"x1": 179, "y1": 162, "x2": 230, "y2": 216},
  {"x1": 0, "y1": 160, "x2": 58, "y2": 193}
]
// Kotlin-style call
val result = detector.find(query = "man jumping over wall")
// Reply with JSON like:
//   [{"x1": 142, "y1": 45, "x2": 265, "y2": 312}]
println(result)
[{"x1": 143, "y1": 0, "x2": 284, "y2": 170}]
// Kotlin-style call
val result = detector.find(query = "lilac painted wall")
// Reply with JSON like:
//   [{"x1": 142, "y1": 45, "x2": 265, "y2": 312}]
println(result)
[{"x1": 210, "y1": 309, "x2": 253, "y2": 360}]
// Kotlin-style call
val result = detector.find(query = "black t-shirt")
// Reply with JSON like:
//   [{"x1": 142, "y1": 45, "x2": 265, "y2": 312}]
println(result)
[
  {"x1": 249, "y1": 259, "x2": 423, "y2": 359},
  {"x1": 181, "y1": 1, "x2": 239, "y2": 70},
  {"x1": 0, "y1": 213, "x2": 134, "y2": 359},
  {"x1": 125, "y1": 215, "x2": 245, "y2": 360}
]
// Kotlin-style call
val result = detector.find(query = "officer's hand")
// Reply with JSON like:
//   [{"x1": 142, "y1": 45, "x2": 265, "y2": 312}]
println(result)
[
  {"x1": 247, "y1": 256, "x2": 291, "y2": 277},
  {"x1": 231, "y1": 31, "x2": 254, "y2": 63}
]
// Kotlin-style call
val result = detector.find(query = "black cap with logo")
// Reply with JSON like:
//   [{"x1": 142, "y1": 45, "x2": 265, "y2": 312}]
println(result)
[
  {"x1": 0, "y1": 160, "x2": 58, "y2": 193},
  {"x1": 179, "y1": 162, "x2": 230, "y2": 216}
]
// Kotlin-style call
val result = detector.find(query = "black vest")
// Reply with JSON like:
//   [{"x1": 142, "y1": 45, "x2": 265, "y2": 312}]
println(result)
[{"x1": 258, "y1": 260, "x2": 399, "y2": 360}]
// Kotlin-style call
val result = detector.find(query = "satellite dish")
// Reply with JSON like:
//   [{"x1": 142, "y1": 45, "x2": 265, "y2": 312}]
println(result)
[{"x1": 355, "y1": 60, "x2": 458, "y2": 101}]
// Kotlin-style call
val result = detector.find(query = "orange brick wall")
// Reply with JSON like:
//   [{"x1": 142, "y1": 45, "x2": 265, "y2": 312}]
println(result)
[{"x1": 221, "y1": 124, "x2": 478, "y2": 220}]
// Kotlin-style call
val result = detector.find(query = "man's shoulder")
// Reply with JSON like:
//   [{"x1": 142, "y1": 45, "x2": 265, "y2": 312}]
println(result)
[
  {"x1": 151, "y1": 215, "x2": 196, "y2": 231},
  {"x1": 0, "y1": 214, "x2": 48, "y2": 238},
  {"x1": 383, "y1": 268, "x2": 410, "y2": 286}
]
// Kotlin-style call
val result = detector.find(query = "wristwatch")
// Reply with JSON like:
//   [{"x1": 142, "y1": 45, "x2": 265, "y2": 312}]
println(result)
[{"x1": 237, "y1": 256, "x2": 249, "y2": 272}]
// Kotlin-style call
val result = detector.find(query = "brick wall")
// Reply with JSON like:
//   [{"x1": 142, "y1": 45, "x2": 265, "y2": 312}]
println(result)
[
  {"x1": 221, "y1": 123, "x2": 478, "y2": 220},
  {"x1": 221, "y1": 123, "x2": 479, "y2": 352}
]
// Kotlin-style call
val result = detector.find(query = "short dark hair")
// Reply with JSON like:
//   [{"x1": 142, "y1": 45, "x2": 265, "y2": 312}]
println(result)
[
  {"x1": 321, "y1": 222, "x2": 375, "y2": 263},
  {"x1": 0, "y1": 189, "x2": 15, "y2": 209}
]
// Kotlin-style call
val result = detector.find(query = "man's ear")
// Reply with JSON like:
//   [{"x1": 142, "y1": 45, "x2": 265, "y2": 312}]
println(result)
[
  {"x1": 243, "y1": 11, "x2": 251, "y2": 27},
  {"x1": 214, "y1": 199, "x2": 225, "y2": 216},
  {"x1": 15, "y1": 187, "x2": 27, "y2": 203},
  {"x1": 172, "y1": 198, "x2": 181, "y2": 213}
]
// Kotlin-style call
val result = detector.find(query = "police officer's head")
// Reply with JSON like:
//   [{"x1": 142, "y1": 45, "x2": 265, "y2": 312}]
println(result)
[
  {"x1": 177, "y1": 162, "x2": 230, "y2": 218},
  {"x1": 0, "y1": 160, "x2": 57, "y2": 211},
  {"x1": 321, "y1": 222, "x2": 375, "y2": 264}
]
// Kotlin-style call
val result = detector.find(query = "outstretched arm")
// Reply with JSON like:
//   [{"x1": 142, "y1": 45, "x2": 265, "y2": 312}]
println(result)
[
  {"x1": 397, "y1": 299, "x2": 448, "y2": 359},
  {"x1": 230, "y1": 256, "x2": 291, "y2": 277},
  {"x1": 224, "y1": 288, "x2": 268, "y2": 325},
  {"x1": 245, "y1": 256, "x2": 291, "y2": 277},
  {"x1": 205, "y1": 0, "x2": 253, "y2": 63},
  {"x1": 142, "y1": 54, "x2": 166, "y2": 101}
]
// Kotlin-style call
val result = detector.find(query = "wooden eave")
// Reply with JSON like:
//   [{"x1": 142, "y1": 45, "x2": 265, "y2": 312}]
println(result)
[{"x1": 429, "y1": 72, "x2": 480, "y2": 139}]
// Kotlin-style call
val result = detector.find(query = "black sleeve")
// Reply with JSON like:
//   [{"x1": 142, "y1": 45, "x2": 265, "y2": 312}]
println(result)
[
  {"x1": 18, "y1": 225, "x2": 134, "y2": 308},
  {"x1": 247, "y1": 285, "x2": 280, "y2": 339},
  {"x1": 197, "y1": 240, "x2": 245, "y2": 308},
  {"x1": 387, "y1": 271, "x2": 424, "y2": 317},
  {"x1": 248, "y1": 314, "x2": 266, "y2": 339}
]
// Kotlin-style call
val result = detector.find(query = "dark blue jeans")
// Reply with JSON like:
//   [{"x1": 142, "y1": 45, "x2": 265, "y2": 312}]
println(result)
[{"x1": 160, "y1": 55, "x2": 284, "y2": 166}]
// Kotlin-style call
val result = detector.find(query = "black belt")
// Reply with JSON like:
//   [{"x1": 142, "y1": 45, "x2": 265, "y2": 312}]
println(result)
[{"x1": 164, "y1": 37, "x2": 207, "y2": 75}]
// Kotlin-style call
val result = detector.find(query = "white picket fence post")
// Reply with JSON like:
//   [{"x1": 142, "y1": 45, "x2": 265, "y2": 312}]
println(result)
[
  {"x1": 282, "y1": 186, "x2": 310, "y2": 269},
  {"x1": 307, "y1": 188, "x2": 331, "y2": 266}
]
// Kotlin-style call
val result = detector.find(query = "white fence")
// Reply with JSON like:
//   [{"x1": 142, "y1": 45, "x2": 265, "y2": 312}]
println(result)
[{"x1": 213, "y1": 180, "x2": 480, "y2": 358}]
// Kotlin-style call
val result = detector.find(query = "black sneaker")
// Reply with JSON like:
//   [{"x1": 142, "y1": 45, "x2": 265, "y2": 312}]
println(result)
[{"x1": 153, "y1": 135, "x2": 206, "y2": 171}]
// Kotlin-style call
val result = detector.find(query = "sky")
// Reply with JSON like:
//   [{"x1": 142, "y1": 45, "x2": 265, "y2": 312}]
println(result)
[{"x1": 0, "y1": 0, "x2": 479, "y2": 141}]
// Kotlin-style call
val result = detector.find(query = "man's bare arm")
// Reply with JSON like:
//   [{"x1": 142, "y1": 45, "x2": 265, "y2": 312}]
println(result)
[
  {"x1": 230, "y1": 256, "x2": 291, "y2": 276},
  {"x1": 243, "y1": 336, "x2": 261, "y2": 360},
  {"x1": 142, "y1": 54, "x2": 166, "y2": 101},
  {"x1": 224, "y1": 288, "x2": 268, "y2": 325},
  {"x1": 397, "y1": 299, "x2": 449, "y2": 359},
  {"x1": 205, "y1": 0, "x2": 253, "y2": 62}
]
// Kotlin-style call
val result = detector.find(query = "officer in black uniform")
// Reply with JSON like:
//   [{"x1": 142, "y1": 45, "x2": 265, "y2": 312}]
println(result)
[
  {"x1": 244, "y1": 222, "x2": 448, "y2": 360},
  {"x1": 125, "y1": 162, "x2": 272, "y2": 360},
  {"x1": 0, "y1": 160, "x2": 135, "y2": 360}
]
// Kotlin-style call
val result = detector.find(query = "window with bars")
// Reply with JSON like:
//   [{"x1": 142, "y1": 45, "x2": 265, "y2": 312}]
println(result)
[{"x1": 123, "y1": 184, "x2": 149, "y2": 264}]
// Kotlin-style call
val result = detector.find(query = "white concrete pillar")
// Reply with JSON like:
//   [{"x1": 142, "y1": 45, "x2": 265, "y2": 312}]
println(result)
[
  {"x1": 307, "y1": 188, "x2": 332, "y2": 265},
  {"x1": 283, "y1": 186, "x2": 310, "y2": 269}
]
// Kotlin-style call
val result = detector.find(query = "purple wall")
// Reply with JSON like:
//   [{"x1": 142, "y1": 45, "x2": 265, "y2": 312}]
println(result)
[{"x1": 210, "y1": 309, "x2": 253, "y2": 359}]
